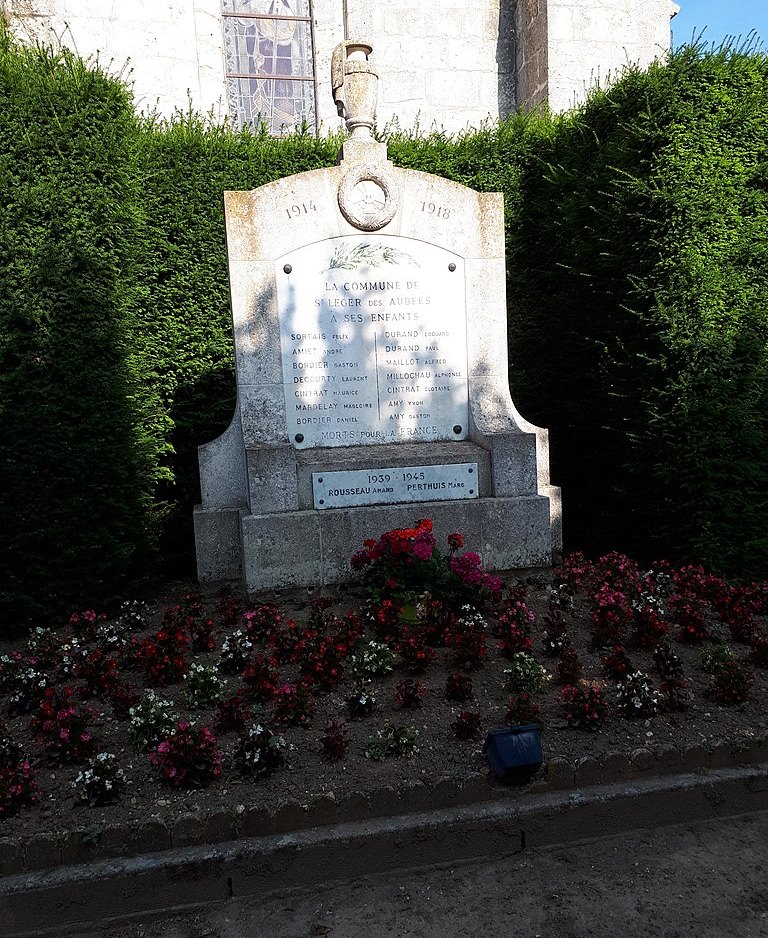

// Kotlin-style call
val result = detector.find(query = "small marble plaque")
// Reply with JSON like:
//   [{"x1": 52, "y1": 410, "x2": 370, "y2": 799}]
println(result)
[
  {"x1": 312, "y1": 462, "x2": 479, "y2": 509},
  {"x1": 277, "y1": 234, "x2": 469, "y2": 448}
]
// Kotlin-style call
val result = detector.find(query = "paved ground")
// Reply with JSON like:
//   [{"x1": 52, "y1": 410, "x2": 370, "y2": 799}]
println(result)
[{"x1": 78, "y1": 809, "x2": 768, "y2": 938}]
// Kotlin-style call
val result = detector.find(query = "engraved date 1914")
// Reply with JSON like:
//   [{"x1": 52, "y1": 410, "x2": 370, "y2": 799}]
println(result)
[{"x1": 285, "y1": 201, "x2": 317, "y2": 219}]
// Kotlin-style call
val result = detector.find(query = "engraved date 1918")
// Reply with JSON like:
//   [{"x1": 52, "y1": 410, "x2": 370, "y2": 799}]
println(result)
[{"x1": 421, "y1": 201, "x2": 451, "y2": 219}]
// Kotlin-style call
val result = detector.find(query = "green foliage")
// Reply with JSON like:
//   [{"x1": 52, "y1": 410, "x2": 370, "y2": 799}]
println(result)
[
  {"x1": 126, "y1": 117, "x2": 340, "y2": 568},
  {"x1": 365, "y1": 722, "x2": 418, "y2": 760},
  {"x1": 503, "y1": 653, "x2": 552, "y2": 696},
  {"x1": 508, "y1": 42, "x2": 768, "y2": 577},
  {"x1": 0, "y1": 31, "x2": 155, "y2": 630},
  {"x1": 3, "y1": 29, "x2": 767, "y2": 630}
]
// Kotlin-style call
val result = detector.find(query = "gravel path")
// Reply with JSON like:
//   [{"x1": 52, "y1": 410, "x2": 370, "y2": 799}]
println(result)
[{"x1": 80, "y1": 809, "x2": 768, "y2": 938}]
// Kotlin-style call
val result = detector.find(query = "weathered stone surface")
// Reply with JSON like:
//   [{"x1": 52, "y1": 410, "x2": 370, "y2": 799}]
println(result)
[
  {"x1": 431, "y1": 776, "x2": 464, "y2": 808},
  {"x1": 369, "y1": 784, "x2": 403, "y2": 818},
  {"x1": 655, "y1": 743, "x2": 683, "y2": 775},
  {"x1": 336, "y1": 790, "x2": 372, "y2": 823},
  {"x1": 306, "y1": 791, "x2": 338, "y2": 828},
  {"x1": 241, "y1": 511, "x2": 322, "y2": 592},
  {"x1": 270, "y1": 800, "x2": 306, "y2": 834},
  {"x1": 681, "y1": 744, "x2": 709, "y2": 772},
  {"x1": 459, "y1": 772, "x2": 495, "y2": 804},
  {"x1": 237, "y1": 804, "x2": 273, "y2": 839},
  {"x1": 603, "y1": 750, "x2": 632, "y2": 780},
  {"x1": 23, "y1": 833, "x2": 60, "y2": 871},
  {"x1": 0, "y1": 837, "x2": 24, "y2": 875},
  {"x1": 545, "y1": 757, "x2": 576, "y2": 789},
  {"x1": 195, "y1": 40, "x2": 561, "y2": 591},
  {"x1": 203, "y1": 809, "x2": 239, "y2": 845},
  {"x1": 134, "y1": 818, "x2": 171, "y2": 854},
  {"x1": 575, "y1": 756, "x2": 604, "y2": 787},
  {"x1": 194, "y1": 506, "x2": 242, "y2": 583},
  {"x1": 172, "y1": 813, "x2": 205, "y2": 848},
  {"x1": 398, "y1": 780, "x2": 436, "y2": 814},
  {"x1": 7, "y1": 0, "x2": 675, "y2": 137},
  {"x1": 707, "y1": 741, "x2": 735, "y2": 769},
  {"x1": 630, "y1": 748, "x2": 656, "y2": 772},
  {"x1": 246, "y1": 445, "x2": 300, "y2": 514}
]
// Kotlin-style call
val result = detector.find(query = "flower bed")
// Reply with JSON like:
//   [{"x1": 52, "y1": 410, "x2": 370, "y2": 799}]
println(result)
[{"x1": 1, "y1": 524, "x2": 768, "y2": 868}]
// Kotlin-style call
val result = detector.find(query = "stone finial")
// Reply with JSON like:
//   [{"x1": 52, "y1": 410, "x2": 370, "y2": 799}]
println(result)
[{"x1": 331, "y1": 40, "x2": 377, "y2": 140}]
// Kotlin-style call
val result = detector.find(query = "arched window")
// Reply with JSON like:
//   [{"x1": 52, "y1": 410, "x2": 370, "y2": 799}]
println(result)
[{"x1": 221, "y1": 0, "x2": 317, "y2": 135}]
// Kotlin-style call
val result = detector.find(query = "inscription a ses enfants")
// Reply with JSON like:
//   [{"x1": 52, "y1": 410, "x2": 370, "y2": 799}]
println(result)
[{"x1": 277, "y1": 236, "x2": 469, "y2": 449}]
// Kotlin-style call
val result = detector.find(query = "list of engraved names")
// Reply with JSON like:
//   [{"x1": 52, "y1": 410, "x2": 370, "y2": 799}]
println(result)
[{"x1": 277, "y1": 236, "x2": 469, "y2": 448}]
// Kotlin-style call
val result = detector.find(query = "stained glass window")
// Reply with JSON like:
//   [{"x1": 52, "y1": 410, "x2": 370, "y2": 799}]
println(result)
[{"x1": 221, "y1": 0, "x2": 316, "y2": 135}]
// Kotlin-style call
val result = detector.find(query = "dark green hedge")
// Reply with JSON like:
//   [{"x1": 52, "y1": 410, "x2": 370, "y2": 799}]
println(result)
[
  {"x1": 508, "y1": 43, "x2": 768, "y2": 577},
  {"x1": 2, "y1": 31, "x2": 767, "y2": 630},
  {"x1": 0, "y1": 35, "x2": 155, "y2": 629},
  {"x1": 126, "y1": 120, "x2": 342, "y2": 568}
]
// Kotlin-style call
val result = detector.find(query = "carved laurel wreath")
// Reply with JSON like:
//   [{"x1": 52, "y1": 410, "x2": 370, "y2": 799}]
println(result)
[{"x1": 338, "y1": 163, "x2": 399, "y2": 231}]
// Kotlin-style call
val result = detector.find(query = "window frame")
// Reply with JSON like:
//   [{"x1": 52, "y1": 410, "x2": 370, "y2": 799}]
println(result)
[{"x1": 221, "y1": 1, "x2": 319, "y2": 136}]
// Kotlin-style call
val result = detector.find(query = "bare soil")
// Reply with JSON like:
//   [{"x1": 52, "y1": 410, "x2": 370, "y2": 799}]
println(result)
[{"x1": 1, "y1": 570, "x2": 767, "y2": 847}]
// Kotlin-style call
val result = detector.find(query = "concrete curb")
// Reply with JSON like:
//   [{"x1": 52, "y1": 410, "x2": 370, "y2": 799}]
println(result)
[
  {"x1": 3, "y1": 761, "x2": 768, "y2": 936},
  {"x1": 2, "y1": 733, "x2": 767, "y2": 878}
]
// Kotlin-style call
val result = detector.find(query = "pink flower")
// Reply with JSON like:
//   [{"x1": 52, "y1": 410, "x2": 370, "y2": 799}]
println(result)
[{"x1": 413, "y1": 541, "x2": 433, "y2": 561}]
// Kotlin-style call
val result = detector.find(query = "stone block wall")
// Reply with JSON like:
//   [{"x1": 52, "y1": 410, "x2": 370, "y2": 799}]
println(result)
[
  {"x1": 2, "y1": 0, "x2": 229, "y2": 120},
  {"x1": 2, "y1": 0, "x2": 677, "y2": 134},
  {"x1": 514, "y1": 0, "x2": 549, "y2": 110},
  {"x1": 541, "y1": 0, "x2": 680, "y2": 112},
  {"x1": 345, "y1": 0, "x2": 515, "y2": 133}
]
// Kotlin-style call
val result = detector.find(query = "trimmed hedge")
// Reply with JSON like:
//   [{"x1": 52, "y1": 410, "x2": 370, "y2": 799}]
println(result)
[
  {"x1": 0, "y1": 35, "x2": 155, "y2": 629},
  {"x1": 508, "y1": 43, "x2": 768, "y2": 577},
  {"x1": 126, "y1": 120, "x2": 341, "y2": 568},
  {"x1": 2, "y1": 31, "x2": 767, "y2": 630}
]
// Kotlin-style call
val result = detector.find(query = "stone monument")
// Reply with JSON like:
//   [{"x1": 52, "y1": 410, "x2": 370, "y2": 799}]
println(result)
[{"x1": 194, "y1": 40, "x2": 562, "y2": 592}]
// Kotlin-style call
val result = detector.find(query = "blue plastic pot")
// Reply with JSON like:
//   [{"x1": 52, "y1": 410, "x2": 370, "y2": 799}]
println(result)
[{"x1": 483, "y1": 723, "x2": 543, "y2": 784}]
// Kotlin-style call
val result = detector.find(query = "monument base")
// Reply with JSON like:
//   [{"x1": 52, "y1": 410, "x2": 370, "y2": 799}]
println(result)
[{"x1": 195, "y1": 491, "x2": 561, "y2": 594}]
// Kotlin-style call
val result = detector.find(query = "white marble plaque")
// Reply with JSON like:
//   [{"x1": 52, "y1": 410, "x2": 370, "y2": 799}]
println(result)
[
  {"x1": 312, "y1": 463, "x2": 479, "y2": 509},
  {"x1": 277, "y1": 235, "x2": 468, "y2": 448}
]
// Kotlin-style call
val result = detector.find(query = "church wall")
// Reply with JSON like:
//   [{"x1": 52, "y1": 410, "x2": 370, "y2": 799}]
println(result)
[
  {"x1": 2, "y1": 0, "x2": 676, "y2": 131},
  {"x1": 2, "y1": 0, "x2": 229, "y2": 120},
  {"x1": 345, "y1": 0, "x2": 515, "y2": 133},
  {"x1": 544, "y1": 0, "x2": 679, "y2": 112}
]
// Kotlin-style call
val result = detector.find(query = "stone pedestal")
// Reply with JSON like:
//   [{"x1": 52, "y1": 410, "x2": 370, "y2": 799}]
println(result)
[{"x1": 194, "y1": 43, "x2": 561, "y2": 593}]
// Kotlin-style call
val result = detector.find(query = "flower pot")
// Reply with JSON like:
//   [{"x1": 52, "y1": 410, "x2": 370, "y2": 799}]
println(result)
[{"x1": 483, "y1": 723, "x2": 543, "y2": 785}]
